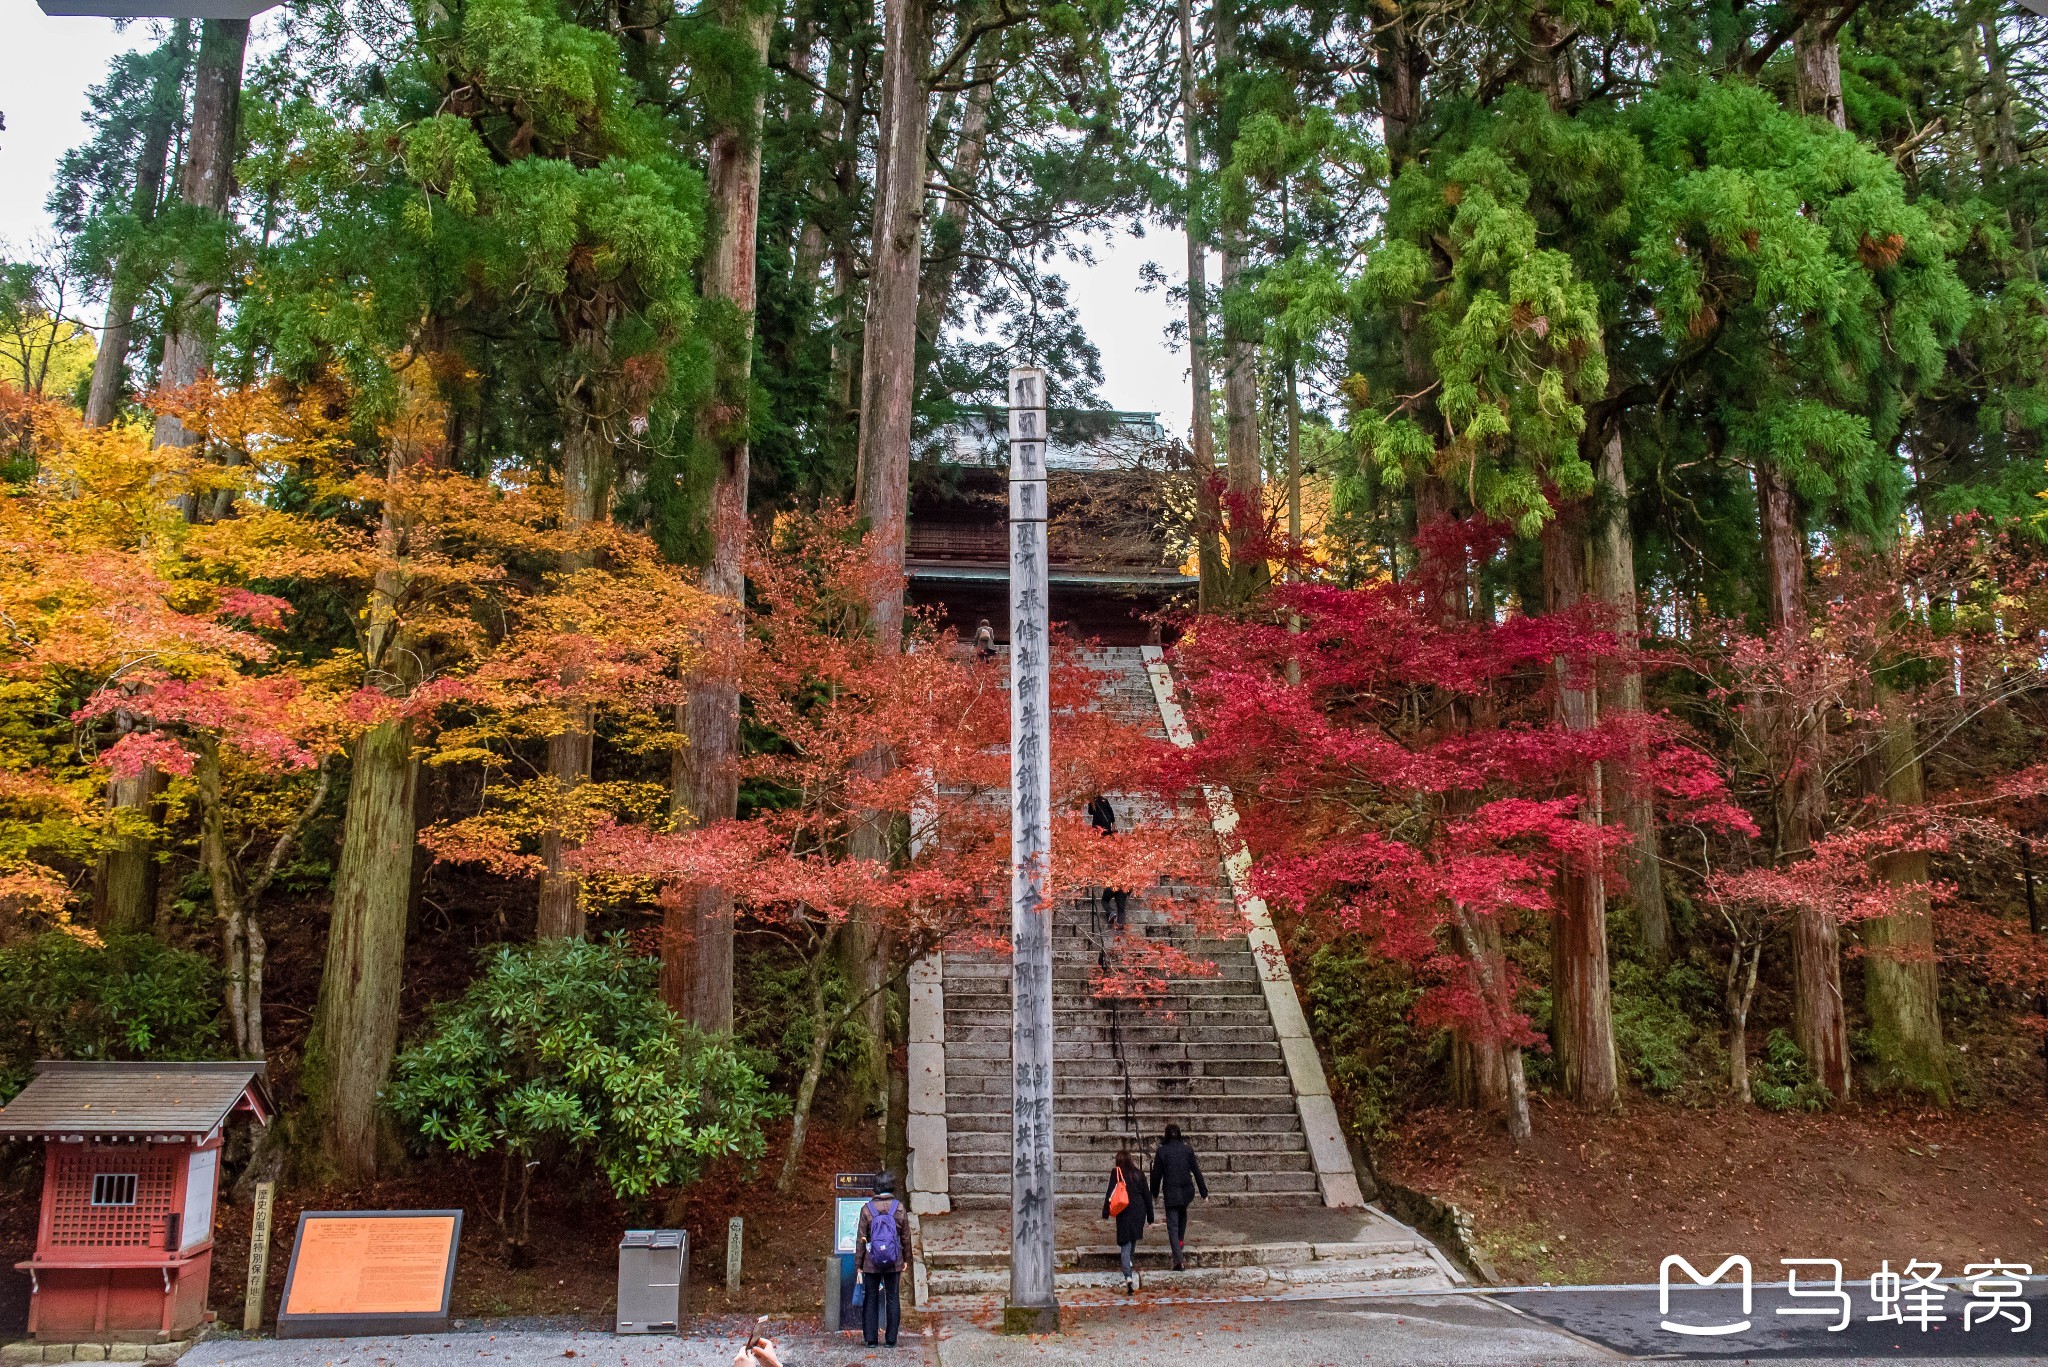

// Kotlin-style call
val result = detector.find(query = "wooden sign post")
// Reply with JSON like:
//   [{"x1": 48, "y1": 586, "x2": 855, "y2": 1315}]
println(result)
[
  {"x1": 243, "y1": 1180, "x2": 275, "y2": 1331},
  {"x1": 1003, "y1": 365, "x2": 1058, "y2": 1334}
]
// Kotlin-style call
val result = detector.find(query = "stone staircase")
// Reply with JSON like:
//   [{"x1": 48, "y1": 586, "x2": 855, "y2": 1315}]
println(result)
[
  {"x1": 909, "y1": 645, "x2": 1454, "y2": 1305},
  {"x1": 941, "y1": 894, "x2": 1322, "y2": 1207}
]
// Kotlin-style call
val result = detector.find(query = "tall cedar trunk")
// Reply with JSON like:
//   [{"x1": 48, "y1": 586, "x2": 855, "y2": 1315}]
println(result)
[
  {"x1": 152, "y1": 18, "x2": 247, "y2": 459},
  {"x1": 915, "y1": 62, "x2": 991, "y2": 364},
  {"x1": 300, "y1": 718, "x2": 415, "y2": 1181},
  {"x1": 827, "y1": 39, "x2": 871, "y2": 420},
  {"x1": 536, "y1": 407, "x2": 612, "y2": 938},
  {"x1": 1862, "y1": 684, "x2": 1951, "y2": 1099},
  {"x1": 1178, "y1": 0, "x2": 1225, "y2": 609},
  {"x1": 1542, "y1": 503, "x2": 1618, "y2": 1108},
  {"x1": 1794, "y1": 11, "x2": 1847, "y2": 129},
  {"x1": 86, "y1": 26, "x2": 188, "y2": 429},
  {"x1": 1213, "y1": 0, "x2": 1264, "y2": 607},
  {"x1": 1982, "y1": 21, "x2": 2037, "y2": 277},
  {"x1": 1756, "y1": 460, "x2": 1851, "y2": 1099},
  {"x1": 854, "y1": 0, "x2": 928, "y2": 648},
  {"x1": 1589, "y1": 430, "x2": 1669, "y2": 959},
  {"x1": 666, "y1": 0, "x2": 776, "y2": 1031},
  {"x1": 847, "y1": 0, "x2": 929, "y2": 1117}
]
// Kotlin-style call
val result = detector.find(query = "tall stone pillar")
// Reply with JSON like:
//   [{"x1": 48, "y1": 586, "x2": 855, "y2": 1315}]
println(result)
[{"x1": 1004, "y1": 365, "x2": 1059, "y2": 1333}]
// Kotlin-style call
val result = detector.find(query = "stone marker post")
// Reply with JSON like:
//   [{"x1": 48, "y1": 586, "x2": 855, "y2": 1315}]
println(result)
[
  {"x1": 243, "y1": 1179, "x2": 275, "y2": 1331},
  {"x1": 1003, "y1": 365, "x2": 1059, "y2": 1333},
  {"x1": 727, "y1": 1216, "x2": 743, "y2": 1292}
]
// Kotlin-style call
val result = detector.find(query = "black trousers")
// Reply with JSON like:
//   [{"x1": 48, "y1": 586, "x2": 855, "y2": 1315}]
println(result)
[
  {"x1": 1103, "y1": 887, "x2": 1129, "y2": 927},
  {"x1": 862, "y1": 1267, "x2": 901, "y2": 1345},
  {"x1": 1165, "y1": 1204, "x2": 1190, "y2": 1264}
]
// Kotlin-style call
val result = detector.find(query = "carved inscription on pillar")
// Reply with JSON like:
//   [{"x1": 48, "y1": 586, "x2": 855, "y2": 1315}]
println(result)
[{"x1": 1006, "y1": 366, "x2": 1056, "y2": 1313}]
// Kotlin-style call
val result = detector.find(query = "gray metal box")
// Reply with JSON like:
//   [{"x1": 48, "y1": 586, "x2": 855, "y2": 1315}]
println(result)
[{"x1": 616, "y1": 1229, "x2": 687, "y2": 1334}]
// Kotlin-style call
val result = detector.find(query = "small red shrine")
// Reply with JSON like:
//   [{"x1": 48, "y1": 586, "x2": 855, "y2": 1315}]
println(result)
[{"x1": 0, "y1": 1061, "x2": 271, "y2": 1343}]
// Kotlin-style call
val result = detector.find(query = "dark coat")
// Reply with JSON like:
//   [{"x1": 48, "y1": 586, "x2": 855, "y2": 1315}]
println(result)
[
  {"x1": 1150, "y1": 1137, "x2": 1208, "y2": 1207},
  {"x1": 1102, "y1": 1161, "x2": 1152, "y2": 1244},
  {"x1": 1086, "y1": 796, "x2": 1116, "y2": 835}
]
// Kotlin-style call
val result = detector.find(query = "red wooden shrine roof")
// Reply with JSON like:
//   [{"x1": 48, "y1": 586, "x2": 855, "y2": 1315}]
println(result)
[{"x1": 0, "y1": 1060, "x2": 271, "y2": 1139}]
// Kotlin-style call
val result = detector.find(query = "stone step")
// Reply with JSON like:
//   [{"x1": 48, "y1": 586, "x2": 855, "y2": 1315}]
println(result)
[
  {"x1": 937, "y1": 1057, "x2": 1277, "y2": 1073},
  {"x1": 947, "y1": 1150, "x2": 1316, "y2": 1177},
  {"x1": 924, "y1": 1238, "x2": 1433, "y2": 1274},
  {"x1": 944, "y1": 1128, "x2": 1308, "y2": 1157},
  {"x1": 947, "y1": 1086, "x2": 1295, "y2": 1114},
  {"x1": 945, "y1": 1059, "x2": 1290, "y2": 1084},
  {"x1": 943, "y1": 1022, "x2": 1280, "y2": 1047},
  {"x1": 945, "y1": 1094, "x2": 1299, "y2": 1119},
  {"x1": 924, "y1": 1250, "x2": 1448, "y2": 1299},
  {"x1": 947, "y1": 1192, "x2": 1321, "y2": 1211},
  {"x1": 943, "y1": 1005, "x2": 1275, "y2": 1025},
  {"x1": 943, "y1": 1042, "x2": 1285, "y2": 1064},
  {"x1": 948, "y1": 1170, "x2": 1322, "y2": 1198},
  {"x1": 945, "y1": 1107, "x2": 1306, "y2": 1135},
  {"x1": 942, "y1": 981, "x2": 1271, "y2": 1002}
]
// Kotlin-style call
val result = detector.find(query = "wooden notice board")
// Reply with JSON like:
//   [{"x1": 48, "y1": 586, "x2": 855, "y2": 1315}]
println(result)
[{"x1": 276, "y1": 1210, "x2": 463, "y2": 1338}]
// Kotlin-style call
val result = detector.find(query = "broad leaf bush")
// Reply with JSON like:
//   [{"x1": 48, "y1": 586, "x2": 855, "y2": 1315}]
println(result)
[
  {"x1": 0, "y1": 933, "x2": 226, "y2": 1100},
  {"x1": 387, "y1": 937, "x2": 781, "y2": 1251}
]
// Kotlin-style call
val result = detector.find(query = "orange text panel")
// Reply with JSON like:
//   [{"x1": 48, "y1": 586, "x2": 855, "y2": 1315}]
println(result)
[{"x1": 283, "y1": 1216, "x2": 456, "y2": 1316}]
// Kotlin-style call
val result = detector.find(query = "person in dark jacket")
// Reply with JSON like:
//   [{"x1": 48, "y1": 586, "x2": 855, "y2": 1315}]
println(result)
[
  {"x1": 1149, "y1": 1123, "x2": 1208, "y2": 1270},
  {"x1": 1102, "y1": 1148, "x2": 1153, "y2": 1293},
  {"x1": 853, "y1": 1170, "x2": 904, "y2": 1347},
  {"x1": 1086, "y1": 794, "x2": 1130, "y2": 928}
]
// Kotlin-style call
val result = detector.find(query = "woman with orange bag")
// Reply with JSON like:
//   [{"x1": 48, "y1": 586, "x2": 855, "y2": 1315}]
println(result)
[{"x1": 1101, "y1": 1147, "x2": 1153, "y2": 1295}]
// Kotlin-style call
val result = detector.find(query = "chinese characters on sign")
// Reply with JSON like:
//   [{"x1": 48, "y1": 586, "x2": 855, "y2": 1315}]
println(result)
[
  {"x1": 1007, "y1": 366, "x2": 1057, "y2": 1318},
  {"x1": 1659, "y1": 1256, "x2": 2036, "y2": 1337}
]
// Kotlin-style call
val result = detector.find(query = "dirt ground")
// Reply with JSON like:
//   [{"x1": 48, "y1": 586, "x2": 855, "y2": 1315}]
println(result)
[
  {"x1": 1377, "y1": 1096, "x2": 2048, "y2": 1286},
  {"x1": 0, "y1": 1114, "x2": 880, "y2": 1334}
]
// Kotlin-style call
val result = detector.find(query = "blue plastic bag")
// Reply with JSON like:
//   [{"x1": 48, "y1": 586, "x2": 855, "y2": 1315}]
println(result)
[{"x1": 851, "y1": 1279, "x2": 866, "y2": 1308}]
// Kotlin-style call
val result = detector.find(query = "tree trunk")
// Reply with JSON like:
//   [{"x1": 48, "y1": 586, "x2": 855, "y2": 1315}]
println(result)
[
  {"x1": 1725, "y1": 940, "x2": 1759, "y2": 1103},
  {"x1": 846, "y1": 0, "x2": 928, "y2": 1120},
  {"x1": 536, "y1": 407, "x2": 612, "y2": 939},
  {"x1": 1217, "y1": 242, "x2": 1264, "y2": 606},
  {"x1": 776, "y1": 926, "x2": 841, "y2": 1193},
  {"x1": 1452, "y1": 905, "x2": 1530, "y2": 1141},
  {"x1": 1542, "y1": 502, "x2": 1618, "y2": 1109},
  {"x1": 1794, "y1": 9, "x2": 1847, "y2": 130},
  {"x1": 1177, "y1": 0, "x2": 1225, "y2": 610},
  {"x1": 86, "y1": 26, "x2": 188, "y2": 429},
  {"x1": 299, "y1": 718, "x2": 416, "y2": 1182},
  {"x1": 1755, "y1": 460, "x2": 1850, "y2": 1101},
  {"x1": 667, "y1": 0, "x2": 773, "y2": 1031},
  {"x1": 153, "y1": 17, "x2": 248, "y2": 459},
  {"x1": 854, "y1": 0, "x2": 928, "y2": 649},
  {"x1": 94, "y1": 749, "x2": 159, "y2": 933},
  {"x1": 196, "y1": 740, "x2": 256, "y2": 1056},
  {"x1": 1861, "y1": 684, "x2": 1951, "y2": 1100},
  {"x1": 916, "y1": 61, "x2": 991, "y2": 362},
  {"x1": 1589, "y1": 429, "x2": 1669, "y2": 960}
]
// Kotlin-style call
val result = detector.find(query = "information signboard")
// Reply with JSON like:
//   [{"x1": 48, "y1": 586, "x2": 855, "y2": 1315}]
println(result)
[{"x1": 276, "y1": 1210, "x2": 463, "y2": 1338}]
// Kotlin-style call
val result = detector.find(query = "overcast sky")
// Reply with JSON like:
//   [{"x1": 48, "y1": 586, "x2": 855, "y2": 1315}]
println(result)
[{"x1": 0, "y1": 5, "x2": 1193, "y2": 428}]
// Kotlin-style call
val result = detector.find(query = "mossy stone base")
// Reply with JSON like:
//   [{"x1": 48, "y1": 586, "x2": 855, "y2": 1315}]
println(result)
[{"x1": 999, "y1": 1302, "x2": 1061, "y2": 1335}]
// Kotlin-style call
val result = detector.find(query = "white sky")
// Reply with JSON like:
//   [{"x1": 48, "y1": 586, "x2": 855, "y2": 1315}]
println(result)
[{"x1": 0, "y1": 3, "x2": 1193, "y2": 426}]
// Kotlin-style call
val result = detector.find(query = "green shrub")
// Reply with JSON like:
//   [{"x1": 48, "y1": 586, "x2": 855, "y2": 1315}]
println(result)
[
  {"x1": 1611, "y1": 960, "x2": 1713, "y2": 1095},
  {"x1": 387, "y1": 937, "x2": 782, "y2": 1252},
  {"x1": 0, "y1": 933, "x2": 225, "y2": 1100},
  {"x1": 1752, "y1": 1028, "x2": 1831, "y2": 1112},
  {"x1": 1301, "y1": 944, "x2": 1426, "y2": 1148}
]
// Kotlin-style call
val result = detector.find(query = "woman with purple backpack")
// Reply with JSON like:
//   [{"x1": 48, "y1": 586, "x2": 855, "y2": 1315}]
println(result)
[{"x1": 854, "y1": 1171, "x2": 905, "y2": 1347}]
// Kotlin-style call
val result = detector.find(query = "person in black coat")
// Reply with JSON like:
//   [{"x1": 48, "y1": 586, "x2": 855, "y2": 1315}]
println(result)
[
  {"x1": 1102, "y1": 1148, "x2": 1153, "y2": 1293},
  {"x1": 1086, "y1": 794, "x2": 1130, "y2": 928},
  {"x1": 1149, "y1": 1123, "x2": 1208, "y2": 1270}
]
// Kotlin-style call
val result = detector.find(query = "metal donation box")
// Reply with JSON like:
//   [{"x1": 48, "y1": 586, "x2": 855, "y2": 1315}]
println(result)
[
  {"x1": 615, "y1": 1229, "x2": 686, "y2": 1334},
  {"x1": 0, "y1": 1061, "x2": 271, "y2": 1342}
]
